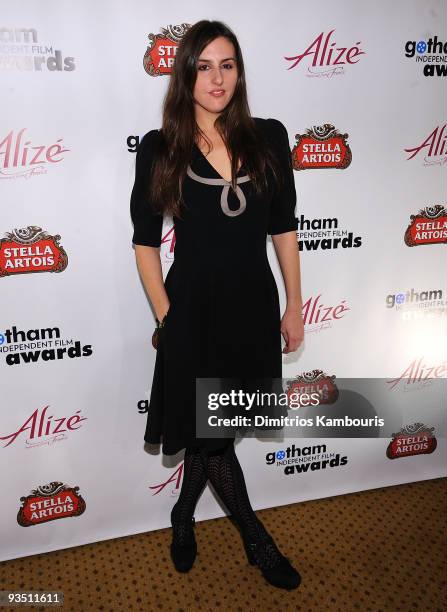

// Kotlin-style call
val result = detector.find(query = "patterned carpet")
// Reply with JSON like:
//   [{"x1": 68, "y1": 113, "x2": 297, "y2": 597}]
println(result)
[{"x1": 1, "y1": 477, "x2": 446, "y2": 611}]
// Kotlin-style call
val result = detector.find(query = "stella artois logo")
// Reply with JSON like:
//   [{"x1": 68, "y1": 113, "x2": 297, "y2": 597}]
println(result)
[
  {"x1": 143, "y1": 23, "x2": 190, "y2": 76},
  {"x1": 292, "y1": 124, "x2": 352, "y2": 170},
  {"x1": 0, "y1": 226, "x2": 68, "y2": 277},
  {"x1": 404, "y1": 205, "x2": 447, "y2": 247},
  {"x1": 17, "y1": 481, "x2": 86, "y2": 526},
  {"x1": 285, "y1": 369, "x2": 339, "y2": 405},
  {"x1": 386, "y1": 423, "x2": 437, "y2": 459}
]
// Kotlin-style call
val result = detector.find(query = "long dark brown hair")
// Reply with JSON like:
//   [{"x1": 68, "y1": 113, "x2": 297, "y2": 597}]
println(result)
[{"x1": 148, "y1": 19, "x2": 284, "y2": 218}]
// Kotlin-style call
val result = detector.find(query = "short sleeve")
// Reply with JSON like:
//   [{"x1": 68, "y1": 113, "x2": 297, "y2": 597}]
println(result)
[
  {"x1": 130, "y1": 129, "x2": 163, "y2": 247},
  {"x1": 266, "y1": 118, "x2": 299, "y2": 236}
]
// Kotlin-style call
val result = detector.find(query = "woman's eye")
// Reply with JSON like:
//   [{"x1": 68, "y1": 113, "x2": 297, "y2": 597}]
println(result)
[{"x1": 197, "y1": 63, "x2": 234, "y2": 71}]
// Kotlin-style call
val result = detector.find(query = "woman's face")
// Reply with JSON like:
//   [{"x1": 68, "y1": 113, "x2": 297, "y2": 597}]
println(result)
[{"x1": 193, "y1": 36, "x2": 238, "y2": 119}]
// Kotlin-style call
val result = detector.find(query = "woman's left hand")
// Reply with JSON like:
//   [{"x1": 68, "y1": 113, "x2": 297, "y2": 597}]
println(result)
[{"x1": 280, "y1": 308, "x2": 304, "y2": 354}]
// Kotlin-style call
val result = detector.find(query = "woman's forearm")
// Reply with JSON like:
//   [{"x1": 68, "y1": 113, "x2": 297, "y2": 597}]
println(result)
[
  {"x1": 134, "y1": 245, "x2": 170, "y2": 321},
  {"x1": 272, "y1": 232, "x2": 303, "y2": 313}
]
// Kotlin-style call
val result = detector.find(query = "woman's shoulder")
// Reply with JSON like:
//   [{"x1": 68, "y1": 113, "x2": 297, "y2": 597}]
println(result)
[
  {"x1": 252, "y1": 117, "x2": 290, "y2": 151},
  {"x1": 135, "y1": 129, "x2": 162, "y2": 163},
  {"x1": 252, "y1": 116, "x2": 289, "y2": 140},
  {"x1": 139, "y1": 128, "x2": 161, "y2": 148}
]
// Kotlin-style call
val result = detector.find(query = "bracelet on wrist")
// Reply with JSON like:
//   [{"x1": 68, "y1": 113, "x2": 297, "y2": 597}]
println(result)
[{"x1": 156, "y1": 313, "x2": 167, "y2": 328}]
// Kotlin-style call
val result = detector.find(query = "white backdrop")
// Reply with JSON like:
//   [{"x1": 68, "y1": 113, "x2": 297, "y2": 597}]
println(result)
[{"x1": 1, "y1": 0, "x2": 446, "y2": 561}]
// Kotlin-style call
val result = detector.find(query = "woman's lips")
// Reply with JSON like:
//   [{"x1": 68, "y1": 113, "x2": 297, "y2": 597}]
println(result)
[{"x1": 209, "y1": 90, "x2": 225, "y2": 97}]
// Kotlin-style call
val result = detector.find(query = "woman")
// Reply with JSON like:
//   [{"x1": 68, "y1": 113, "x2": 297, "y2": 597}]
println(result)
[{"x1": 130, "y1": 20, "x2": 304, "y2": 590}]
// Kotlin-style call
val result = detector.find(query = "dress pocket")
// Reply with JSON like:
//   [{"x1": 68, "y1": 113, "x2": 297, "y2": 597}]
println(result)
[
  {"x1": 150, "y1": 305, "x2": 168, "y2": 350},
  {"x1": 152, "y1": 301, "x2": 175, "y2": 350},
  {"x1": 161, "y1": 301, "x2": 174, "y2": 327}
]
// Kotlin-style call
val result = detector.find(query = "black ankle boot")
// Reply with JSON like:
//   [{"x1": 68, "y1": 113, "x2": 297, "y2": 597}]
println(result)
[
  {"x1": 170, "y1": 507, "x2": 197, "y2": 573},
  {"x1": 241, "y1": 531, "x2": 301, "y2": 590}
]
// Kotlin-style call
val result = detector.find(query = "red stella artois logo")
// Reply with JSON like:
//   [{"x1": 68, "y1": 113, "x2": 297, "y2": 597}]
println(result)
[
  {"x1": 292, "y1": 124, "x2": 352, "y2": 170},
  {"x1": 0, "y1": 226, "x2": 68, "y2": 277},
  {"x1": 17, "y1": 481, "x2": 86, "y2": 526},
  {"x1": 285, "y1": 369, "x2": 339, "y2": 404},
  {"x1": 386, "y1": 423, "x2": 437, "y2": 459},
  {"x1": 404, "y1": 205, "x2": 447, "y2": 246},
  {"x1": 143, "y1": 23, "x2": 190, "y2": 76}
]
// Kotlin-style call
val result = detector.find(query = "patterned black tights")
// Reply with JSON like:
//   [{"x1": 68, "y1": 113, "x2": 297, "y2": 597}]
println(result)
[
  {"x1": 200, "y1": 442, "x2": 285, "y2": 569},
  {"x1": 171, "y1": 445, "x2": 208, "y2": 545},
  {"x1": 172, "y1": 442, "x2": 285, "y2": 569}
]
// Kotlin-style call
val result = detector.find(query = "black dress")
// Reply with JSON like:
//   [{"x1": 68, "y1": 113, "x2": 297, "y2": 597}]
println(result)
[{"x1": 130, "y1": 117, "x2": 298, "y2": 455}]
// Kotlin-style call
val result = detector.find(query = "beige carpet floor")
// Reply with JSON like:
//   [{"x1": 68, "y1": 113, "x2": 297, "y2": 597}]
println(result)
[{"x1": 1, "y1": 477, "x2": 446, "y2": 611}]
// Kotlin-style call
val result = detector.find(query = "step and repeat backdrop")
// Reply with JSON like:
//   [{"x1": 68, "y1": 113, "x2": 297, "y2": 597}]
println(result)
[{"x1": 1, "y1": 0, "x2": 446, "y2": 561}]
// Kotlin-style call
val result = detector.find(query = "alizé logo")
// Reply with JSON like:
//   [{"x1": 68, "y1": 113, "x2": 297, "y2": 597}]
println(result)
[
  {"x1": 0, "y1": 405, "x2": 87, "y2": 448},
  {"x1": 149, "y1": 464, "x2": 183, "y2": 496},
  {"x1": 303, "y1": 294, "x2": 350, "y2": 333},
  {"x1": 0, "y1": 128, "x2": 69, "y2": 179},
  {"x1": 143, "y1": 23, "x2": 190, "y2": 76},
  {"x1": 404, "y1": 124, "x2": 447, "y2": 166},
  {"x1": 386, "y1": 357, "x2": 447, "y2": 391},
  {"x1": 0, "y1": 226, "x2": 68, "y2": 277},
  {"x1": 292, "y1": 124, "x2": 352, "y2": 170},
  {"x1": 285, "y1": 369, "x2": 339, "y2": 405},
  {"x1": 404, "y1": 205, "x2": 447, "y2": 246},
  {"x1": 160, "y1": 226, "x2": 176, "y2": 262},
  {"x1": 17, "y1": 481, "x2": 86, "y2": 526},
  {"x1": 285, "y1": 29, "x2": 365, "y2": 77}
]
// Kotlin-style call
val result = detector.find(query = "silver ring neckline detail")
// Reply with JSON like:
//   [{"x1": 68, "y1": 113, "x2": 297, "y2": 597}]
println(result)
[{"x1": 186, "y1": 166, "x2": 251, "y2": 218}]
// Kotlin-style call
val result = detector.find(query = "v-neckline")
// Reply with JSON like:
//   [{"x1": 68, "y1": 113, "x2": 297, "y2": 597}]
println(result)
[{"x1": 193, "y1": 142, "x2": 244, "y2": 183}]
